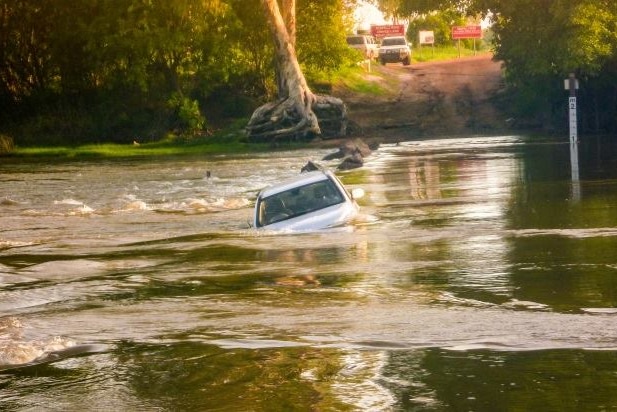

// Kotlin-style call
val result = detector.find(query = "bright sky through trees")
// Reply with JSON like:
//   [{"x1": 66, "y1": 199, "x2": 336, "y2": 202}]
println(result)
[{"x1": 354, "y1": 0, "x2": 387, "y2": 31}]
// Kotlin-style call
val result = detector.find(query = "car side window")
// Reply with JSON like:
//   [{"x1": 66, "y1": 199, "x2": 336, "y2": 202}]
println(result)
[
  {"x1": 263, "y1": 197, "x2": 290, "y2": 225},
  {"x1": 312, "y1": 181, "x2": 344, "y2": 209}
]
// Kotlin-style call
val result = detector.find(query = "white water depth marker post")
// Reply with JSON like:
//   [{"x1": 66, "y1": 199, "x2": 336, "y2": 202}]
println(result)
[
  {"x1": 565, "y1": 73, "x2": 579, "y2": 145},
  {"x1": 565, "y1": 72, "x2": 580, "y2": 199}
]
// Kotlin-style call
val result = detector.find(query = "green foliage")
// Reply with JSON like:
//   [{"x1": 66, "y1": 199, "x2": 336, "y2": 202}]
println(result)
[
  {"x1": 567, "y1": 1, "x2": 617, "y2": 74},
  {"x1": 168, "y1": 93, "x2": 206, "y2": 135},
  {"x1": 378, "y1": 0, "x2": 470, "y2": 19},
  {"x1": 0, "y1": 0, "x2": 237, "y2": 144},
  {"x1": 226, "y1": 0, "x2": 275, "y2": 98},
  {"x1": 297, "y1": 0, "x2": 358, "y2": 79},
  {"x1": 0, "y1": 0, "x2": 362, "y2": 146},
  {"x1": 478, "y1": 0, "x2": 617, "y2": 133},
  {"x1": 406, "y1": 9, "x2": 470, "y2": 47}
]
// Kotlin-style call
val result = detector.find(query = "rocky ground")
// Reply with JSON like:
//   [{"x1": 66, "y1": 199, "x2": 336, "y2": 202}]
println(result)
[{"x1": 327, "y1": 53, "x2": 508, "y2": 145}]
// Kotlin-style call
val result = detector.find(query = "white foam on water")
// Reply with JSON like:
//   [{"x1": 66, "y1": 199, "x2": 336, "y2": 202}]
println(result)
[{"x1": 0, "y1": 317, "x2": 76, "y2": 366}]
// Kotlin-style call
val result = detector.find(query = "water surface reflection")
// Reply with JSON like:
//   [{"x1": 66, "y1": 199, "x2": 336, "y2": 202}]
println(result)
[{"x1": 2, "y1": 136, "x2": 617, "y2": 409}]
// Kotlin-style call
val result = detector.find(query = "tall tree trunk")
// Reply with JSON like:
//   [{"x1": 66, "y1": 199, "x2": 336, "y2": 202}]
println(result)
[
  {"x1": 281, "y1": 0, "x2": 295, "y2": 47},
  {"x1": 246, "y1": 0, "x2": 347, "y2": 142},
  {"x1": 275, "y1": 0, "x2": 295, "y2": 98}
]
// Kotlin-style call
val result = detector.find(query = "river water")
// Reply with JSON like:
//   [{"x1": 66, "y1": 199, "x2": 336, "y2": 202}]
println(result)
[{"x1": 2, "y1": 135, "x2": 617, "y2": 410}]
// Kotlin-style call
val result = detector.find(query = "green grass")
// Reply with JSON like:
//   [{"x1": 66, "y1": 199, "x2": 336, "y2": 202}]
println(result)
[
  {"x1": 10, "y1": 140, "x2": 272, "y2": 159},
  {"x1": 6, "y1": 120, "x2": 284, "y2": 159},
  {"x1": 334, "y1": 65, "x2": 388, "y2": 96},
  {"x1": 413, "y1": 45, "x2": 492, "y2": 62},
  {"x1": 12, "y1": 142, "x2": 254, "y2": 158}
]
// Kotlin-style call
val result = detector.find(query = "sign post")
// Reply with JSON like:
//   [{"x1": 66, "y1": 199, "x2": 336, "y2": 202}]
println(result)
[{"x1": 419, "y1": 30, "x2": 435, "y2": 57}]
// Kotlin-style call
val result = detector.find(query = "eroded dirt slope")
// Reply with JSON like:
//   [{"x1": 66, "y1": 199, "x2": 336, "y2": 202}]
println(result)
[{"x1": 334, "y1": 54, "x2": 507, "y2": 142}]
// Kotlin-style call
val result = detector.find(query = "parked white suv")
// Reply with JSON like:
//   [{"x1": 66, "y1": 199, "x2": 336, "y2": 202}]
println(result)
[
  {"x1": 346, "y1": 35, "x2": 379, "y2": 60},
  {"x1": 378, "y1": 36, "x2": 412, "y2": 66}
]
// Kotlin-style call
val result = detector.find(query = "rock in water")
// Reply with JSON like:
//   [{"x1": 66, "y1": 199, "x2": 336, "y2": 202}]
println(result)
[{"x1": 323, "y1": 138, "x2": 372, "y2": 160}]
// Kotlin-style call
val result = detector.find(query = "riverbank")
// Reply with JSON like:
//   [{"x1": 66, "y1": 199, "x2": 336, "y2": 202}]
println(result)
[
  {"x1": 4, "y1": 54, "x2": 507, "y2": 159},
  {"x1": 325, "y1": 53, "x2": 507, "y2": 147}
]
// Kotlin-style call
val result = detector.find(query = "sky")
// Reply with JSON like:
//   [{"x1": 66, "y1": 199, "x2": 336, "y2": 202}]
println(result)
[
  {"x1": 353, "y1": 1, "x2": 493, "y2": 32},
  {"x1": 353, "y1": 0, "x2": 388, "y2": 32}
]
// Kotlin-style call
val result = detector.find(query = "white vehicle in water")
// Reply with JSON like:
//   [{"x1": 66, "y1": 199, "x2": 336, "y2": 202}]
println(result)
[{"x1": 254, "y1": 169, "x2": 364, "y2": 231}]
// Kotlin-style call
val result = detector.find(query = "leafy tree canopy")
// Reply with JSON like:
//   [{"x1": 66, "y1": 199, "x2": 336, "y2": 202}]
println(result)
[{"x1": 0, "y1": 0, "x2": 358, "y2": 145}]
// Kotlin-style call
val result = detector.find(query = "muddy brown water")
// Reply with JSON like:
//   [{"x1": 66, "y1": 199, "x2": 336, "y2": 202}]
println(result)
[{"x1": 2, "y1": 135, "x2": 617, "y2": 410}]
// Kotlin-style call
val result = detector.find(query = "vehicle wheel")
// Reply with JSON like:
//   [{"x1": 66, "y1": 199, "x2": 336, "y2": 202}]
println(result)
[
  {"x1": 402, "y1": 57, "x2": 410, "y2": 66},
  {"x1": 380, "y1": 59, "x2": 386, "y2": 65}
]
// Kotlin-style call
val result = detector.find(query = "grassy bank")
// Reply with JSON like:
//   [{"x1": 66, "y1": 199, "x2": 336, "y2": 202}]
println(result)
[
  {"x1": 413, "y1": 45, "x2": 491, "y2": 62},
  {"x1": 5, "y1": 121, "x2": 277, "y2": 159},
  {"x1": 7, "y1": 140, "x2": 281, "y2": 159},
  {"x1": 11, "y1": 141, "x2": 254, "y2": 159}
]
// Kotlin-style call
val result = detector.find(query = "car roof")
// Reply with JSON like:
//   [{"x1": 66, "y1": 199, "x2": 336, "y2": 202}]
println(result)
[{"x1": 259, "y1": 170, "x2": 332, "y2": 198}]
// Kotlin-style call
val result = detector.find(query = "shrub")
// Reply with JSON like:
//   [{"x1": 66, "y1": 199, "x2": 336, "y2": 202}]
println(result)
[
  {"x1": 168, "y1": 93, "x2": 207, "y2": 136},
  {"x1": 0, "y1": 134, "x2": 14, "y2": 154}
]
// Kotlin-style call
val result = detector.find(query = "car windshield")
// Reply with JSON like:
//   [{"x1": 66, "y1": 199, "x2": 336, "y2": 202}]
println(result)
[
  {"x1": 346, "y1": 37, "x2": 364, "y2": 45},
  {"x1": 382, "y1": 37, "x2": 406, "y2": 46},
  {"x1": 257, "y1": 178, "x2": 345, "y2": 227}
]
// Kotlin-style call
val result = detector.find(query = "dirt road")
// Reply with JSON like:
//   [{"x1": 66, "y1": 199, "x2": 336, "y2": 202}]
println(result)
[{"x1": 334, "y1": 54, "x2": 507, "y2": 142}]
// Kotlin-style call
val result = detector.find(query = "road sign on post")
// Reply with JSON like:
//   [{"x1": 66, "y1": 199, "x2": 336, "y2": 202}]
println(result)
[
  {"x1": 419, "y1": 30, "x2": 435, "y2": 57},
  {"x1": 370, "y1": 24, "x2": 405, "y2": 39},
  {"x1": 419, "y1": 31, "x2": 434, "y2": 45},
  {"x1": 451, "y1": 25, "x2": 482, "y2": 57},
  {"x1": 451, "y1": 26, "x2": 482, "y2": 40}
]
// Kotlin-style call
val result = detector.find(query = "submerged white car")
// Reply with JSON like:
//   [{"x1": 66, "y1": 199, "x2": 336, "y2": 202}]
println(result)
[{"x1": 254, "y1": 170, "x2": 364, "y2": 231}]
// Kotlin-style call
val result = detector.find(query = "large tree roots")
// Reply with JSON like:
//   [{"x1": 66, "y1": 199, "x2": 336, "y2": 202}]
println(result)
[{"x1": 246, "y1": 94, "x2": 347, "y2": 143}]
